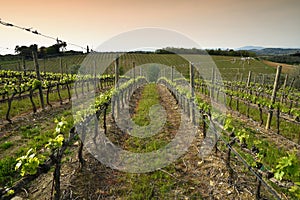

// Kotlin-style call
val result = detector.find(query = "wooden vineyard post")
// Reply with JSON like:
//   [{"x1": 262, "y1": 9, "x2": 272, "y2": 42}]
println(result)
[
  {"x1": 18, "y1": 61, "x2": 21, "y2": 71},
  {"x1": 132, "y1": 62, "x2": 136, "y2": 90},
  {"x1": 65, "y1": 63, "x2": 69, "y2": 74},
  {"x1": 32, "y1": 51, "x2": 45, "y2": 110},
  {"x1": 114, "y1": 56, "x2": 120, "y2": 118},
  {"x1": 226, "y1": 140, "x2": 235, "y2": 184},
  {"x1": 57, "y1": 83, "x2": 63, "y2": 105},
  {"x1": 190, "y1": 62, "x2": 195, "y2": 124},
  {"x1": 246, "y1": 71, "x2": 252, "y2": 88},
  {"x1": 60, "y1": 57, "x2": 63, "y2": 75},
  {"x1": 280, "y1": 74, "x2": 288, "y2": 103},
  {"x1": 43, "y1": 58, "x2": 46, "y2": 72},
  {"x1": 246, "y1": 71, "x2": 252, "y2": 118},
  {"x1": 265, "y1": 66, "x2": 282, "y2": 130},
  {"x1": 171, "y1": 66, "x2": 174, "y2": 82},
  {"x1": 202, "y1": 113, "x2": 206, "y2": 138},
  {"x1": 22, "y1": 56, "x2": 26, "y2": 75},
  {"x1": 93, "y1": 61, "x2": 97, "y2": 91},
  {"x1": 115, "y1": 55, "x2": 119, "y2": 88},
  {"x1": 211, "y1": 67, "x2": 215, "y2": 100},
  {"x1": 103, "y1": 104, "x2": 108, "y2": 134},
  {"x1": 120, "y1": 90, "x2": 124, "y2": 108},
  {"x1": 133, "y1": 62, "x2": 136, "y2": 80}
]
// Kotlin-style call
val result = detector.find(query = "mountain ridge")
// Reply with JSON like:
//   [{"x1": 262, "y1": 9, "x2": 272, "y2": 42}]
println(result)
[{"x1": 236, "y1": 46, "x2": 300, "y2": 55}]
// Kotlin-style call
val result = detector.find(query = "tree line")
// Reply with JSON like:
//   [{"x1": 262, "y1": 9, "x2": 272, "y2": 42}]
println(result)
[
  {"x1": 14, "y1": 43, "x2": 84, "y2": 60},
  {"x1": 155, "y1": 47, "x2": 257, "y2": 57},
  {"x1": 265, "y1": 52, "x2": 300, "y2": 65}
]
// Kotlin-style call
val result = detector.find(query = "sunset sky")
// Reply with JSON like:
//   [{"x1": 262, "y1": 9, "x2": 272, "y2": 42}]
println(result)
[{"x1": 0, "y1": 0, "x2": 299, "y2": 54}]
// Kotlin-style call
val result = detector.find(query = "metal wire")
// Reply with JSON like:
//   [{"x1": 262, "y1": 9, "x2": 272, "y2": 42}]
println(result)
[{"x1": 0, "y1": 18, "x2": 88, "y2": 51}]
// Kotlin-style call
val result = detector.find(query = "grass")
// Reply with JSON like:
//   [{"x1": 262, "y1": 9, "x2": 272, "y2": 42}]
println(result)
[
  {"x1": 0, "y1": 83, "x2": 96, "y2": 120},
  {"x1": 1, "y1": 54, "x2": 279, "y2": 81},
  {"x1": 229, "y1": 96, "x2": 300, "y2": 143},
  {"x1": 0, "y1": 141, "x2": 13, "y2": 150},
  {"x1": 0, "y1": 157, "x2": 18, "y2": 187},
  {"x1": 0, "y1": 88, "x2": 70, "y2": 119},
  {"x1": 117, "y1": 83, "x2": 195, "y2": 199},
  {"x1": 132, "y1": 83, "x2": 160, "y2": 126},
  {"x1": 126, "y1": 83, "x2": 170, "y2": 153},
  {"x1": 0, "y1": 54, "x2": 86, "y2": 73},
  {"x1": 0, "y1": 108, "x2": 74, "y2": 188},
  {"x1": 119, "y1": 169, "x2": 177, "y2": 200}
]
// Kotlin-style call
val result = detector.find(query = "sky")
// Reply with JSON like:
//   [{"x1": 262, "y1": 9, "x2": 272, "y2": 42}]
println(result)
[{"x1": 0, "y1": 0, "x2": 299, "y2": 54}]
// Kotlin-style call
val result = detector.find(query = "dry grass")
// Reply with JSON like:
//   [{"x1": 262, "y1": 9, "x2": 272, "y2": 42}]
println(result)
[{"x1": 262, "y1": 60, "x2": 297, "y2": 73}]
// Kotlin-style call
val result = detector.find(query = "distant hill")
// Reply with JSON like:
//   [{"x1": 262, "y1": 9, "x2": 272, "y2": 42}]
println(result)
[
  {"x1": 250, "y1": 48, "x2": 300, "y2": 55},
  {"x1": 236, "y1": 46, "x2": 300, "y2": 55},
  {"x1": 236, "y1": 46, "x2": 265, "y2": 50}
]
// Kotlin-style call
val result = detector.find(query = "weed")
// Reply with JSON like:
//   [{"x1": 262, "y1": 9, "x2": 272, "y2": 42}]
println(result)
[{"x1": 0, "y1": 141, "x2": 13, "y2": 150}]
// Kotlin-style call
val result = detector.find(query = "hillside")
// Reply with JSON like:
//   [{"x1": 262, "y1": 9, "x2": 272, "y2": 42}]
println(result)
[
  {"x1": 0, "y1": 53, "x2": 286, "y2": 81},
  {"x1": 249, "y1": 48, "x2": 300, "y2": 56}
]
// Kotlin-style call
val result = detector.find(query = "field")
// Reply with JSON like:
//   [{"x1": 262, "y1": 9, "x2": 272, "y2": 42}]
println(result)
[
  {"x1": 262, "y1": 60, "x2": 297, "y2": 73},
  {"x1": 0, "y1": 54, "x2": 279, "y2": 77},
  {"x1": 0, "y1": 53, "x2": 299, "y2": 199}
]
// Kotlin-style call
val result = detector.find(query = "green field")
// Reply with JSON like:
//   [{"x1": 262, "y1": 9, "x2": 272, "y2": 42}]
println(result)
[{"x1": 0, "y1": 54, "x2": 277, "y2": 81}]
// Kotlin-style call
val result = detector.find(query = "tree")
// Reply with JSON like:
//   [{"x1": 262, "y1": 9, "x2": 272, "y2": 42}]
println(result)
[
  {"x1": 15, "y1": 44, "x2": 38, "y2": 59},
  {"x1": 39, "y1": 46, "x2": 47, "y2": 58},
  {"x1": 46, "y1": 42, "x2": 67, "y2": 56}
]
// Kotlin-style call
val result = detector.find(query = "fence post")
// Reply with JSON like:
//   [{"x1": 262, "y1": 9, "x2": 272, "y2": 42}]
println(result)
[
  {"x1": 211, "y1": 67, "x2": 215, "y2": 100},
  {"x1": 22, "y1": 56, "x2": 26, "y2": 75},
  {"x1": 261, "y1": 74, "x2": 265, "y2": 85},
  {"x1": 226, "y1": 140, "x2": 235, "y2": 184},
  {"x1": 60, "y1": 57, "x2": 63, "y2": 75},
  {"x1": 190, "y1": 62, "x2": 195, "y2": 123},
  {"x1": 115, "y1": 55, "x2": 119, "y2": 88},
  {"x1": 140, "y1": 66, "x2": 142, "y2": 76},
  {"x1": 43, "y1": 58, "x2": 46, "y2": 72},
  {"x1": 246, "y1": 71, "x2": 252, "y2": 88},
  {"x1": 32, "y1": 51, "x2": 45, "y2": 109},
  {"x1": 171, "y1": 66, "x2": 174, "y2": 82},
  {"x1": 280, "y1": 74, "x2": 288, "y2": 103},
  {"x1": 18, "y1": 61, "x2": 21, "y2": 71},
  {"x1": 266, "y1": 66, "x2": 282, "y2": 130},
  {"x1": 202, "y1": 113, "x2": 206, "y2": 138},
  {"x1": 133, "y1": 62, "x2": 136, "y2": 80}
]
